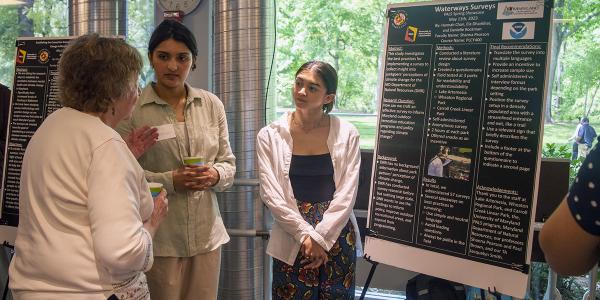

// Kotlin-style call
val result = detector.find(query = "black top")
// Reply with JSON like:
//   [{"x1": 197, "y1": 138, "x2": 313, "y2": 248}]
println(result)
[
  {"x1": 290, "y1": 153, "x2": 336, "y2": 203},
  {"x1": 568, "y1": 145, "x2": 600, "y2": 235}
]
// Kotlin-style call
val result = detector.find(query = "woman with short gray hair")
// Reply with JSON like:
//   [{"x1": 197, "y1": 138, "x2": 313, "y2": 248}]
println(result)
[{"x1": 9, "y1": 33, "x2": 168, "y2": 299}]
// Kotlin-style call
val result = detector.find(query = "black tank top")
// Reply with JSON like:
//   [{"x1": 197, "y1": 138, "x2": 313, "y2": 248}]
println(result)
[{"x1": 290, "y1": 153, "x2": 336, "y2": 203}]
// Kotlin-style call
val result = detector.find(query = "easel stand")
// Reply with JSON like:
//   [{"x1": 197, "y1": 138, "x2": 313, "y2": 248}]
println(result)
[
  {"x1": 359, "y1": 255, "x2": 379, "y2": 300},
  {"x1": 582, "y1": 265, "x2": 597, "y2": 300},
  {"x1": 543, "y1": 269, "x2": 562, "y2": 300}
]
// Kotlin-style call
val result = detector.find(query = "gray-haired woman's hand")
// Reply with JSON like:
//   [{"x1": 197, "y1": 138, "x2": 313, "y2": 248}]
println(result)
[
  {"x1": 125, "y1": 126, "x2": 158, "y2": 159},
  {"x1": 143, "y1": 190, "x2": 168, "y2": 237}
]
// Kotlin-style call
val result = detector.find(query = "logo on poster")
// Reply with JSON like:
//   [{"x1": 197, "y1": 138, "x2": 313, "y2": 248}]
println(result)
[
  {"x1": 392, "y1": 10, "x2": 407, "y2": 28},
  {"x1": 502, "y1": 6, "x2": 515, "y2": 16},
  {"x1": 38, "y1": 49, "x2": 49, "y2": 64},
  {"x1": 497, "y1": 1, "x2": 544, "y2": 19},
  {"x1": 16, "y1": 49, "x2": 26, "y2": 64},
  {"x1": 405, "y1": 26, "x2": 418, "y2": 42},
  {"x1": 510, "y1": 23, "x2": 527, "y2": 38},
  {"x1": 502, "y1": 22, "x2": 535, "y2": 40}
]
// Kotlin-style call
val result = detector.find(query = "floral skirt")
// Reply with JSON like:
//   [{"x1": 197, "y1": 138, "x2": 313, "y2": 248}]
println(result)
[{"x1": 272, "y1": 200, "x2": 356, "y2": 300}]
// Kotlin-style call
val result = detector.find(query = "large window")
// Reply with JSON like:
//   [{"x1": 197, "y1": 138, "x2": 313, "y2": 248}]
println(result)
[
  {"x1": 276, "y1": 0, "x2": 396, "y2": 149},
  {"x1": 276, "y1": 0, "x2": 600, "y2": 152},
  {"x1": 0, "y1": 0, "x2": 154, "y2": 89}
]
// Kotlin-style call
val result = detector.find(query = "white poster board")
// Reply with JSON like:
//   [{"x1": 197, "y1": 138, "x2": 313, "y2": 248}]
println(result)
[{"x1": 365, "y1": 0, "x2": 553, "y2": 297}]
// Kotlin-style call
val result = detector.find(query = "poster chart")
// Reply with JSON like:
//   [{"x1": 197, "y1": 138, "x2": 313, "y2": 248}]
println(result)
[
  {"x1": 0, "y1": 38, "x2": 72, "y2": 226},
  {"x1": 365, "y1": 0, "x2": 552, "y2": 297}
]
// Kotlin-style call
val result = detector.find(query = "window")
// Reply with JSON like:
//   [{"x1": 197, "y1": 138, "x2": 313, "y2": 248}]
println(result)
[{"x1": 0, "y1": 0, "x2": 154, "y2": 88}]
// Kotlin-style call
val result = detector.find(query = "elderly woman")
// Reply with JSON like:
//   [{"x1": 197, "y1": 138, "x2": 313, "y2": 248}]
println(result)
[{"x1": 8, "y1": 34, "x2": 168, "y2": 299}]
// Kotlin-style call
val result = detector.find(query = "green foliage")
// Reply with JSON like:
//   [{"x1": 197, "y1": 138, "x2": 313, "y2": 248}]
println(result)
[
  {"x1": 276, "y1": 0, "x2": 398, "y2": 113},
  {"x1": 554, "y1": 0, "x2": 600, "y2": 42},
  {"x1": 0, "y1": 6, "x2": 22, "y2": 88},
  {"x1": 541, "y1": 142, "x2": 584, "y2": 183},
  {"x1": 27, "y1": 0, "x2": 68, "y2": 37},
  {"x1": 557, "y1": 274, "x2": 587, "y2": 300},
  {"x1": 529, "y1": 262, "x2": 548, "y2": 300},
  {"x1": 550, "y1": 0, "x2": 600, "y2": 121},
  {"x1": 529, "y1": 256, "x2": 587, "y2": 300},
  {"x1": 0, "y1": 0, "x2": 154, "y2": 88},
  {"x1": 127, "y1": 0, "x2": 155, "y2": 85},
  {"x1": 541, "y1": 143, "x2": 571, "y2": 159},
  {"x1": 558, "y1": 35, "x2": 600, "y2": 120}
]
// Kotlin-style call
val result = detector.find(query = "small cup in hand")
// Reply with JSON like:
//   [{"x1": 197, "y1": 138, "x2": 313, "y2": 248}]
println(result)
[
  {"x1": 148, "y1": 182, "x2": 163, "y2": 198},
  {"x1": 184, "y1": 156, "x2": 205, "y2": 166}
]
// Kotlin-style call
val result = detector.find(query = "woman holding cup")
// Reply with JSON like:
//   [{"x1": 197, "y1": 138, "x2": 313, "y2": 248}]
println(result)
[{"x1": 117, "y1": 20, "x2": 236, "y2": 299}]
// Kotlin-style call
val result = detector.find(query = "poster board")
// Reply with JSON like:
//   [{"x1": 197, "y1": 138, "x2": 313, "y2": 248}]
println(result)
[
  {"x1": 0, "y1": 37, "x2": 72, "y2": 226},
  {"x1": 365, "y1": 0, "x2": 552, "y2": 297}
]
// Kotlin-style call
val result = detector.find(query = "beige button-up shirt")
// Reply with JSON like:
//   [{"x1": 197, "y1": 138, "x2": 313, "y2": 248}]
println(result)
[{"x1": 117, "y1": 83, "x2": 236, "y2": 257}]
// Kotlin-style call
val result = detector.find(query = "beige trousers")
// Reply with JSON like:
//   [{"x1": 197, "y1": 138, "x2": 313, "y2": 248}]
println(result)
[{"x1": 146, "y1": 247, "x2": 221, "y2": 300}]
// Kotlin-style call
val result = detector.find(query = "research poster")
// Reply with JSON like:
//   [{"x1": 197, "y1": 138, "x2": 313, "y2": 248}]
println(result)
[
  {"x1": 0, "y1": 38, "x2": 72, "y2": 226},
  {"x1": 365, "y1": 0, "x2": 552, "y2": 297}
]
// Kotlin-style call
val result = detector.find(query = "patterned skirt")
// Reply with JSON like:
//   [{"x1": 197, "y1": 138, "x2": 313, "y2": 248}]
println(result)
[{"x1": 272, "y1": 200, "x2": 356, "y2": 300}]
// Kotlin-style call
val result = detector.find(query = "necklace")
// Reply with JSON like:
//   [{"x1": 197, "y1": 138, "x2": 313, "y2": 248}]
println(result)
[{"x1": 291, "y1": 111, "x2": 325, "y2": 133}]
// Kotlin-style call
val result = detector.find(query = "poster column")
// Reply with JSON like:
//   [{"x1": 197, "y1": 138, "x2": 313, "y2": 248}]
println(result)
[
  {"x1": 470, "y1": 42, "x2": 547, "y2": 267},
  {"x1": 1, "y1": 38, "x2": 71, "y2": 226},
  {"x1": 418, "y1": 42, "x2": 487, "y2": 254},
  {"x1": 372, "y1": 44, "x2": 432, "y2": 243}
]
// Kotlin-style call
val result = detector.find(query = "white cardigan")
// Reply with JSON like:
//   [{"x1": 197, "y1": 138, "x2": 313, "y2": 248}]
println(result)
[
  {"x1": 9, "y1": 108, "x2": 154, "y2": 299},
  {"x1": 257, "y1": 112, "x2": 363, "y2": 265}
]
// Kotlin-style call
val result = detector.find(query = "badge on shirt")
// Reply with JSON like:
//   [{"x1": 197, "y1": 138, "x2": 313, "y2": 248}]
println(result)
[{"x1": 154, "y1": 124, "x2": 176, "y2": 141}]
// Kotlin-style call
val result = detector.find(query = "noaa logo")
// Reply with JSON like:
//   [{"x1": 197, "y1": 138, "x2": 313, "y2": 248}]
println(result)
[{"x1": 509, "y1": 22, "x2": 527, "y2": 39}]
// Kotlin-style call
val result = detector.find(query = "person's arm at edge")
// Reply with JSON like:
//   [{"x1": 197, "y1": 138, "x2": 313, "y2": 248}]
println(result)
[{"x1": 540, "y1": 198, "x2": 600, "y2": 275}]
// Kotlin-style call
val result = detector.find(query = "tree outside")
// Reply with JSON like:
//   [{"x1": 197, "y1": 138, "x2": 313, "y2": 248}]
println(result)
[
  {"x1": 0, "y1": 0, "x2": 154, "y2": 88},
  {"x1": 276, "y1": 0, "x2": 399, "y2": 113}
]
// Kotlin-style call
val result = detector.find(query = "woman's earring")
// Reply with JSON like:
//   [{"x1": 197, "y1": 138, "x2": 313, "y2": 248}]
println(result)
[{"x1": 111, "y1": 107, "x2": 115, "y2": 116}]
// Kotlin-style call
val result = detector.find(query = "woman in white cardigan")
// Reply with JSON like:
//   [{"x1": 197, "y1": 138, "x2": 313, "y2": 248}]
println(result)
[
  {"x1": 9, "y1": 34, "x2": 168, "y2": 300},
  {"x1": 257, "y1": 61, "x2": 361, "y2": 299}
]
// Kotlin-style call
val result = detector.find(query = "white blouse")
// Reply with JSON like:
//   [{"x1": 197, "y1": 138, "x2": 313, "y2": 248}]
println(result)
[{"x1": 257, "y1": 112, "x2": 363, "y2": 265}]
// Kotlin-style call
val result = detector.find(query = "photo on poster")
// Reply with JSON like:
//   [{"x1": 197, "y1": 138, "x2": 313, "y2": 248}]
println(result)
[{"x1": 426, "y1": 145, "x2": 472, "y2": 181}]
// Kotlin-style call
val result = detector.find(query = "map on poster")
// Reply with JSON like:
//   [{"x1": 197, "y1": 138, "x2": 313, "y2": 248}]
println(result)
[
  {"x1": 0, "y1": 37, "x2": 73, "y2": 226},
  {"x1": 364, "y1": 0, "x2": 552, "y2": 297}
]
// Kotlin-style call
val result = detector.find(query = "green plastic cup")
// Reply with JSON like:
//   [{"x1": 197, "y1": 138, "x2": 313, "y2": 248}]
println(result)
[
  {"x1": 184, "y1": 156, "x2": 205, "y2": 166},
  {"x1": 148, "y1": 182, "x2": 163, "y2": 198}
]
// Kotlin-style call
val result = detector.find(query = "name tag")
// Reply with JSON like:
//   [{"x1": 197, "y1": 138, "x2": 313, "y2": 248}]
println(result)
[{"x1": 154, "y1": 124, "x2": 176, "y2": 141}]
